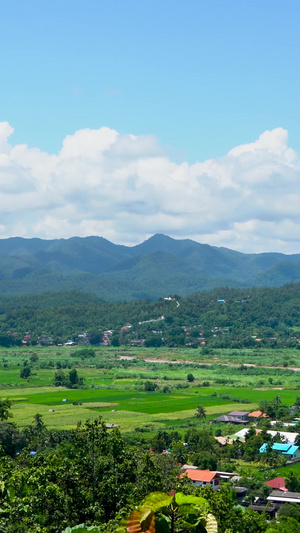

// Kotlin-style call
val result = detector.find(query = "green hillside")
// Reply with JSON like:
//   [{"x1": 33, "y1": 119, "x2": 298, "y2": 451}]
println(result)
[
  {"x1": 0, "y1": 234, "x2": 299, "y2": 299},
  {"x1": 0, "y1": 283, "x2": 299, "y2": 348}
]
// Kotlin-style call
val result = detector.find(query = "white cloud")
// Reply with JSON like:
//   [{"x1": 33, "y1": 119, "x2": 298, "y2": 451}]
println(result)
[{"x1": 0, "y1": 123, "x2": 300, "y2": 253}]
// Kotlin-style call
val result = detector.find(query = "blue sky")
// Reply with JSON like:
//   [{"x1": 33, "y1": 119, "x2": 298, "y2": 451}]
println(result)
[
  {"x1": 1, "y1": 0, "x2": 299, "y2": 161},
  {"x1": 0, "y1": 1, "x2": 300, "y2": 252}
]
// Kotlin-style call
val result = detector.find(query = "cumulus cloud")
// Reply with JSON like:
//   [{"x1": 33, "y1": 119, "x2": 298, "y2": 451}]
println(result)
[{"x1": 0, "y1": 123, "x2": 300, "y2": 253}]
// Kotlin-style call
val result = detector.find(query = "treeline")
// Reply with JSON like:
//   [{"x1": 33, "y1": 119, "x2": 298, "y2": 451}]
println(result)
[{"x1": 0, "y1": 283, "x2": 299, "y2": 348}]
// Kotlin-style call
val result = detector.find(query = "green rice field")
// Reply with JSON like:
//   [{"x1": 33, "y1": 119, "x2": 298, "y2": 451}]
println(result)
[{"x1": 0, "y1": 345, "x2": 300, "y2": 431}]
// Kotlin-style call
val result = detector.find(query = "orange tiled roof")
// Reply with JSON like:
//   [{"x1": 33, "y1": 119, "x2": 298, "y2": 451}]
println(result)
[
  {"x1": 181, "y1": 469, "x2": 217, "y2": 482},
  {"x1": 249, "y1": 410, "x2": 269, "y2": 418}
]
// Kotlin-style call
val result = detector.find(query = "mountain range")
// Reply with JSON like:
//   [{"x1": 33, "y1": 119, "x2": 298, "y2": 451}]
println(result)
[{"x1": 0, "y1": 234, "x2": 299, "y2": 300}]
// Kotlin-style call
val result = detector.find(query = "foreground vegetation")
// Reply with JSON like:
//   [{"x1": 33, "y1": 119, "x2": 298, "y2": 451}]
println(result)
[{"x1": 1, "y1": 409, "x2": 300, "y2": 532}]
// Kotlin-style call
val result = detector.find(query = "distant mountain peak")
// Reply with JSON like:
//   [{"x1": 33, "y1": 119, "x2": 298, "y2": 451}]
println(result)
[{"x1": 0, "y1": 234, "x2": 299, "y2": 300}]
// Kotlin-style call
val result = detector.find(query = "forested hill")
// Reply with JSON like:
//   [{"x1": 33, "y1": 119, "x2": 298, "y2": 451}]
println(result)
[
  {"x1": 0, "y1": 234, "x2": 300, "y2": 299},
  {"x1": 0, "y1": 283, "x2": 300, "y2": 347}
]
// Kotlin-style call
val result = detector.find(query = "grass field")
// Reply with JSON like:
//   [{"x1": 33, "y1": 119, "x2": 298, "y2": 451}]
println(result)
[
  {"x1": 277, "y1": 463, "x2": 300, "y2": 476},
  {"x1": 0, "y1": 345, "x2": 300, "y2": 431}
]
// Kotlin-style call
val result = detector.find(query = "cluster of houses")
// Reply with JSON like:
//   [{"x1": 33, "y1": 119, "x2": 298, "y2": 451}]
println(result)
[
  {"x1": 176, "y1": 408, "x2": 300, "y2": 516},
  {"x1": 180, "y1": 465, "x2": 300, "y2": 518},
  {"x1": 212, "y1": 409, "x2": 268, "y2": 425},
  {"x1": 211, "y1": 410, "x2": 300, "y2": 461}
]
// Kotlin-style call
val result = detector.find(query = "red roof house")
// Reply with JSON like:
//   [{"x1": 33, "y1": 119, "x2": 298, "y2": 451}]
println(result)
[{"x1": 265, "y1": 477, "x2": 288, "y2": 492}]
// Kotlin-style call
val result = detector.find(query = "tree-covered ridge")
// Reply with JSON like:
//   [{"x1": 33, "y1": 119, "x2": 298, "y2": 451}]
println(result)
[
  {"x1": 0, "y1": 234, "x2": 299, "y2": 299},
  {"x1": 0, "y1": 283, "x2": 299, "y2": 347}
]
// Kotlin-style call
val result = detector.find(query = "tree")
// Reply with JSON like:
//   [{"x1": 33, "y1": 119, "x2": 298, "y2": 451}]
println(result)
[
  {"x1": 0, "y1": 398, "x2": 12, "y2": 421},
  {"x1": 237, "y1": 509, "x2": 268, "y2": 533},
  {"x1": 111, "y1": 335, "x2": 120, "y2": 346},
  {"x1": 239, "y1": 468, "x2": 274, "y2": 503},
  {"x1": 69, "y1": 368, "x2": 79, "y2": 386},
  {"x1": 88, "y1": 329, "x2": 103, "y2": 345},
  {"x1": 195, "y1": 405, "x2": 206, "y2": 419},
  {"x1": 279, "y1": 503, "x2": 300, "y2": 522},
  {"x1": 33, "y1": 413, "x2": 45, "y2": 431},
  {"x1": 0, "y1": 422, "x2": 27, "y2": 457},
  {"x1": 185, "y1": 427, "x2": 216, "y2": 453},
  {"x1": 286, "y1": 470, "x2": 300, "y2": 492},
  {"x1": 192, "y1": 451, "x2": 218, "y2": 471},
  {"x1": 145, "y1": 335, "x2": 162, "y2": 347},
  {"x1": 266, "y1": 516, "x2": 300, "y2": 532},
  {"x1": 187, "y1": 373, "x2": 195, "y2": 382},
  {"x1": 20, "y1": 366, "x2": 31, "y2": 379},
  {"x1": 54, "y1": 369, "x2": 68, "y2": 387},
  {"x1": 144, "y1": 381, "x2": 159, "y2": 392},
  {"x1": 260, "y1": 447, "x2": 285, "y2": 468}
]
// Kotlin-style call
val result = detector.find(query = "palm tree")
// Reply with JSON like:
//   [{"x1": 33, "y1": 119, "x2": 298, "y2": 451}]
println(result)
[{"x1": 195, "y1": 405, "x2": 207, "y2": 419}]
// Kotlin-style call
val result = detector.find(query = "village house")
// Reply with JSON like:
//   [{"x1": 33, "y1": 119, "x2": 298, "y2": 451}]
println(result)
[
  {"x1": 180, "y1": 469, "x2": 220, "y2": 489},
  {"x1": 259, "y1": 442, "x2": 300, "y2": 460},
  {"x1": 212, "y1": 411, "x2": 249, "y2": 425},
  {"x1": 214, "y1": 436, "x2": 234, "y2": 446},
  {"x1": 233, "y1": 428, "x2": 299, "y2": 443},
  {"x1": 228, "y1": 411, "x2": 249, "y2": 421},
  {"x1": 265, "y1": 477, "x2": 288, "y2": 492},
  {"x1": 267, "y1": 490, "x2": 300, "y2": 507},
  {"x1": 248, "y1": 410, "x2": 269, "y2": 420}
]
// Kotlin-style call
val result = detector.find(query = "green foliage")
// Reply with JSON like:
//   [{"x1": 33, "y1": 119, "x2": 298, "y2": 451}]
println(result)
[
  {"x1": 0, "y1": 417, "x2": 173, "y2": 532},
  {"x1": 0, "y1": 398, "x2": 12, "y2": 421},
  {"x1": 121, "y1": 490, "x2": 217, "y2": 533},
  {"x1": 20, "y1": 366, "x2": 31, "y2": 379},
  {"x1": 0, "y1": 422, "x2": 27, "y2": 457},
  {"x1": 53, "y1": 369, "x2": 83, "y2": 388},
  {"x1": 62, "y1": 526, "x2": 100, "y2": 532},
  {"x1": 266, "y1": 516, "x2": 300, "y2": 532},
  {"x1": 71, "y1": 348, "x2": 96, "y2": 358},
  {"x1": 144, "y1": 381, "x2": 159, "y2": 392},
  {"x1": 285, "y1": 470, "x2": 300, "y2": 492},
  {"x1": 195, "y1": 405, "x2": 206, "y2": 419},
  {"x1": 279, "y1": 503, "x2": 300, "y2": 522},
  {"x1": 0, "y1": 282, "x2": 300, "y2": 348},
  {"x1": 88, "y1": 330, "x2": 103, "y2": 345},
  {"x1": 238, "y1": 468, "x2": 275, "y2": 503},
  {"x1": 1, "y1": 234, "x2": 300, "y2": 303},
  {"x1": 187, "y1": 373, "x2": 195, "y2": 382},
  {"x1": 69, "y1": 368, "x2": 79, "y2": 386}
]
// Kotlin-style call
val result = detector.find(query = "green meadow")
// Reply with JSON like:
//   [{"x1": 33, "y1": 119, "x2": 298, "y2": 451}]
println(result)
[{"x1": 0, "y1": 345, "x2": 300, "y2": 431}]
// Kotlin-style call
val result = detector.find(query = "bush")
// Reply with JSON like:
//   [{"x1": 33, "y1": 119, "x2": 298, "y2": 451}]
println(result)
[
  {"x1": 144, "y1": 381, "x2": 159, "y2": 392},
  {"x1": 20, "y1": 366, "x2": 31, "y2": 379},
  {"x1": 71, "y1": 348, "x2": 96, "y2": 358}
]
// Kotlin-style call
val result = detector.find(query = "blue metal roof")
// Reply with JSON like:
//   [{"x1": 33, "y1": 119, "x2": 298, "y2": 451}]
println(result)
[
  {"x1": 283, "y1": 445, "x2": 299, "y2": 455},
  {"x1": 259, "y1": 443, "x2": 268, "y2": 453},
  {"x1": 260, "y1": 442, "x2": 299, "y2": 455},
  {"x1": 272, "y1": 443, "x2": 291, "y2": 452}
]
